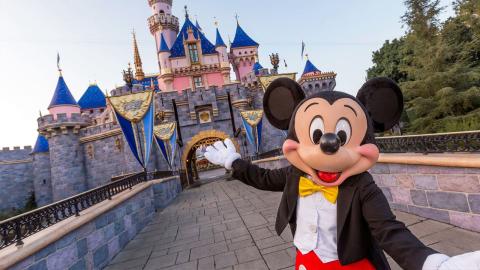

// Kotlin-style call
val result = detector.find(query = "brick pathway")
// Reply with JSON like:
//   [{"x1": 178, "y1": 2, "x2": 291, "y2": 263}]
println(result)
[{"x1": 105, "y1": 177, "x2": 480, "y2": 270}]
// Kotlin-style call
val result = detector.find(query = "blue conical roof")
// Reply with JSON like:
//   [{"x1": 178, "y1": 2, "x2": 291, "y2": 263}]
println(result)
[
  {"x1": 48, "y1": 75, "x2": 78, "y2": 109},
  {"x1": 32, "y1": 135, "x2": 49, "y2": 153},
  {"x1": 78, "y1": 84, "x2": 106, "y2": 110},
  {"x1": 252, "y1": 62, "x2": 263, "y2": 75},
  {"x1": 231, "y1": 24, "x2": 259, "y2": 48},
  {"x1": 159, "y1": 33, "x2": 170, "y2": 52},
  {"x1": 195, "y1": 20, "x2": 202, "y2": 31},
  {"x1": 170, "y1": 17, "x2": 216, "y2": 58},
  {"x1": 215, "y1": 28, "x2": 226, "y2": 47},
  {"x1": 302, "y1": 60, "x2": 320, "y2": 75}
]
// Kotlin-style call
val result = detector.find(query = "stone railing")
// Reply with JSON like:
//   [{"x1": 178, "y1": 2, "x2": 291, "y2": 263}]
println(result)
[
  {"x1": 0, "y1": 175, "x2": 181, "y2": 270},
  {"x1": 0, "y1": 172, "x2": 147, "y2": 250}
]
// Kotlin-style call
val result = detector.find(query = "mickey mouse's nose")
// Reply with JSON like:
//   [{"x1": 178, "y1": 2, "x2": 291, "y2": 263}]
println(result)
[{"x1": 320, "y1": 133, "x2": 341, "y2": 155}]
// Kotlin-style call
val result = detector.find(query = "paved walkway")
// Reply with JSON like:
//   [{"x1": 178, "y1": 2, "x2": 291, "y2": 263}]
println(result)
[{"x1": 105, "y1": 177, "x2": 480, "y2": 270}]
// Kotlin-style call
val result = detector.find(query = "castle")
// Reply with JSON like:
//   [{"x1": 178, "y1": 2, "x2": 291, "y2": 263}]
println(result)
[{"x1": 0, "y1": 0, "x2": 336, "y2": 213}]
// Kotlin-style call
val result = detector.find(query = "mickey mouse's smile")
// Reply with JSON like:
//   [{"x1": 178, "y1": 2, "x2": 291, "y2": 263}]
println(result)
[{"x1": 316, "y1": 171, "x2": 341, "y2": 183}]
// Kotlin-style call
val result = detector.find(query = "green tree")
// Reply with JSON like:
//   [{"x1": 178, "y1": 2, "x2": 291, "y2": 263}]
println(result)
[{"x1": 367, "y1": 0, "x2": 480, "y2": 134}]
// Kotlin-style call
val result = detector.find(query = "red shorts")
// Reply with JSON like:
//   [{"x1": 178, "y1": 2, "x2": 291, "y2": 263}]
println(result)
[{"x1": 295, "y1": 250, "x2": 376, "y2": 270}]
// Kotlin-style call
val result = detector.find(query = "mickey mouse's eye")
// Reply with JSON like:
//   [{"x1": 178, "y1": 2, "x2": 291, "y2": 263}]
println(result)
[
  {"x1": 335, "y1": 118, "x2": 351, "y2": 146},
  {"x1": 309, "y1": 116, "x2": 324, "y2": 144}
]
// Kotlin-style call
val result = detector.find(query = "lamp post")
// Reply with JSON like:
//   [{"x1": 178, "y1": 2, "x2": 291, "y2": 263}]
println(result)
[
  {"x1": 270, "y1": 53, "x2": 280, "y2": 73},
  {"x1": 122, "y1": 63, "x2": 134, "y2": 90}
]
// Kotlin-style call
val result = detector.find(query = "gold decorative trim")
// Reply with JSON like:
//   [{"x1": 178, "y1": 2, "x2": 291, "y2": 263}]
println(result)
[
  {"x1": 0, "y1": 159, "x2": 32, "y2": 165},
  {"x1": 80, "y1": 129, "x2": 122, "y2": 144},
  {"x1": 258, "y1": 73, "x2": 297, "y2": 91}
]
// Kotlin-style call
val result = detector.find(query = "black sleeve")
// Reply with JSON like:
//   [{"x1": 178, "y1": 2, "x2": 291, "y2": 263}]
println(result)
[
  {"x1": 359, "y1": 173, "x2": 437, "y2": 270},
  {"x1": 231, "y1": 159, "x2": 288, "y2": 192}
]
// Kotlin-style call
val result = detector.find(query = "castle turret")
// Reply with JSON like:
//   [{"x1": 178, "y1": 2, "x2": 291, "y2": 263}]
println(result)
[
  {"x1": 48, "y1": 73, "x2": 81, "y2": 119},
  {"x1": 230, "y1": 21, "x2": 259, "y2": 83},
  {"x1": 158, "y1": 33, "x2": 174, "y2": 91},
  {"x1": 148, "y1": 0, "x2": 179, "y2": 51},
  {"x1": 78, "y1": 83, "x2": 107, "y2": 119},
  {"x1": 40, "y1": 72, "x2": 90, "y2": 201},
  {"x1": 31, "y1": 135, "x2": 52, "y2": 206},
  {"x1": 298, "y1": 58, "x2": 337, "y2": 96},
  {"x1": 215, "y1": 27, "x2": 231, "y2": 84}
]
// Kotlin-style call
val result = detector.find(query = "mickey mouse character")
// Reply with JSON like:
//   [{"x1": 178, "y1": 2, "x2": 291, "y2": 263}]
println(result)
[{"x1": 204, "y1": 77, "x2": 480, "y2": 270}]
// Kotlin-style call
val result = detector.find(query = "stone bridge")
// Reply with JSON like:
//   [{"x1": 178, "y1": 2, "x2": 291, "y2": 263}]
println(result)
[{"x1": 1, "y1": 153, "x2": 479, "y2": 270}]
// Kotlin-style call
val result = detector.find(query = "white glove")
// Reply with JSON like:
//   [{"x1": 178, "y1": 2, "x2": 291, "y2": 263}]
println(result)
[
  {"x1": 204, "y1": 139, "x2": 241, "y2": 170},
  {"x1": 423, "y1": 252, "x2": 480, "y2": 270}
]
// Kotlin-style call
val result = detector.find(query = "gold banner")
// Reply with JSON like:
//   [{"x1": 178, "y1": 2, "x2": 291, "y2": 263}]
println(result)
[
  {"x1": 240, "y1": 110, "x2": 264, "y2": 126},
  {"x1": 258, "y1": 73, "x2": 297, "y2": 91},
  {"x1": 108, "y1": 91, "x2": 153, "y2": 123},
  {"x1": 154, "y1": 122, "x2": 176, "y2": 141}
]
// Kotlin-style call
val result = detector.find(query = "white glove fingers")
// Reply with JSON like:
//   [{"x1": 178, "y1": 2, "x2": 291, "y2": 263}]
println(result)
[
  {"x1": 205, "y1": 145, "x2": 216, "y2": 153},
  {"x1": 213, "y1": 141, "x2": 226, "y2": 151},
  {"x1": 224, "y1": 139, "x2": 236, "y2": 152}
]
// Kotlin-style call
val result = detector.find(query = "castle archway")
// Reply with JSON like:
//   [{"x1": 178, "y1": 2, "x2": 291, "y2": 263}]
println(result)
[{"x1": 181, "y1": 130, "x2": 239, "y2": 181}]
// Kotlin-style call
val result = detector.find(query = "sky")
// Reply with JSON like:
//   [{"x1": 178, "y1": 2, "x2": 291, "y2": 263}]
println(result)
[{"x1": 0, "y1": 0, "x2": 454, "y2": 147}]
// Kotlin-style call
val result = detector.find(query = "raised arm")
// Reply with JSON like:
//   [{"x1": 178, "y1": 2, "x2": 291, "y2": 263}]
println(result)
[
  {"x1": 204, "y1": 139, "x2": 287, "y2": 192},
  {"x1": 230, "y1": 159, "x2": 287, "y2": 192},
  {"x1": 359, "y1": 173, "x2": 480, "y2": 270}
]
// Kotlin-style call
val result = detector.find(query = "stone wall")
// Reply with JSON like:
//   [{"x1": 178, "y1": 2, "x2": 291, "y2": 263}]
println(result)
[
  {"x1": 152, "y1": 176, "x2": 182, "y2": 210},
  {"x1": 370, "y1": 162, "x2": 480, "y2": 232},
  {"x1": 48, "y1": 131, "x2": 88, "y2": 201},
  {"x1": 3, "y1": 177, "x2": 181, "y2": 270},
  {"x1": 32, "y1": 152, "x2": 53, "y2": 207},
  {"x1": 0, "y1": 147, "x2": 34, "y2": 212}
]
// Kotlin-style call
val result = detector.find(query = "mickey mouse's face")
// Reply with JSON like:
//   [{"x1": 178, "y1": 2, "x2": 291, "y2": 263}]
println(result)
[{"x1": 263, "y1": 77, "x2": 403, "y2": 186}]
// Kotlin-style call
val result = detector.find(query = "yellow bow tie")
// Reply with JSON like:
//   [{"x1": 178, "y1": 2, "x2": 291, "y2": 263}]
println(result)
[{"x1": 299, "y1": 176, "x2": 339, "y2": 204}]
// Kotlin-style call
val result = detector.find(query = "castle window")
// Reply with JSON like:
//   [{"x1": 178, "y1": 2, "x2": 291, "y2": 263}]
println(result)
[
  {"x1": 188, "y1": 43, "x2": 199, "y2": 63},
  {"x1": 160, "y1": 10, "x2": 165, "y2": 14},
  {"x1": 193, "y1": 76, "x2": 203, "y2": 88}
]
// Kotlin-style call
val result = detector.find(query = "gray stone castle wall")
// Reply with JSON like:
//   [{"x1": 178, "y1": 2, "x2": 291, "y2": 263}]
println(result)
[
  {"x1": 32, "y1": 152, "x2": 53, "y2": 207},
  {"x1": 48, "y1": 131, "x2": 88, "y2": 201},
  {"x1": 0, "y1": 147, "x2": 34, "y2": 212}
]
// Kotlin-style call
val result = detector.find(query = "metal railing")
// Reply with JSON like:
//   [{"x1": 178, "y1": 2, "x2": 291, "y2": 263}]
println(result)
[
  {"x1": 242, "y1": 131, "x2": 480, "y2": 161},
  {"x1": 0, "y1": 172, "x2": 158, "y2": 250},
  {"x1": 376, "y1": 130, "x2": 480, "y2": 153}
]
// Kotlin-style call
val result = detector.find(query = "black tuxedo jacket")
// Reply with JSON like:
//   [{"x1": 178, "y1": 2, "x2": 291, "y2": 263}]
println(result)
[{"x1": 231, "y1": 159, "x2": 437, "y2": 270}]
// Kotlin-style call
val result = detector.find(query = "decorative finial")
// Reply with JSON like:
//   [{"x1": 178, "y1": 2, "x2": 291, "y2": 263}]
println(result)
[
  {"x1": 184, "y1": 5, "x2": 189, "y2": 19},
  {"x1": 214, "y1": 17, "x2": 219, "y2": 27},
  {"x1": 235, "y1": 13, "x2": 239, "y2": 25},
  {"x1": 305, "y1": 53, "x2": 309, "y2": 60},
  {"x1": 56, "y1": 52, "x2": 62, "y2": 76},
  {"x1": 39, "y1": 110, "x2": 43, "y2": 117}
]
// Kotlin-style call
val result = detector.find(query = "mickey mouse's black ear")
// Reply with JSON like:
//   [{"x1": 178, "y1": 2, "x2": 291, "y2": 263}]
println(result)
[
  {"x1": 356, "y1": 77, "x2": 404, "y2": 132},
  {"x1": 263, "y1": 78, "x2": 305, "y2": 130}
]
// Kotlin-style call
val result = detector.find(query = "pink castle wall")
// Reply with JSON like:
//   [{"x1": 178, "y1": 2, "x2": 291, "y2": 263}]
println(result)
[
  {"x1": 173, "y1": 76, "x2": 190, "y2": 92},
  {"x1": 206, "y1": 73, "x2": 224, "y2": 87},
  {"x1": 48, "y1": 106, "x2": 81, "y2": 119},
  {"x1": 237, "y1": 61, "x2": 254, "y2": 82}
]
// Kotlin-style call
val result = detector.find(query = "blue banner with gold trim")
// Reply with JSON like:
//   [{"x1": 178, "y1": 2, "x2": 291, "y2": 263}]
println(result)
[
  {"x1": 108, "y1": 91, "x2": 154, "y2": 168},
  {"x1": 154, "y1": 122, "x2": 177, "y2": 169},
  {"x1": 240, "y1": 110, "x2": 263, "y2": 154}
]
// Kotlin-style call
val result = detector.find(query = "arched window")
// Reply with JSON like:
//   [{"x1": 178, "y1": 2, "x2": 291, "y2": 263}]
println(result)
[
  {"x1": 308, "y1": 84, "x2": 313, "y2": 90},
  {"x1": 322, "y1": 82, "x2": 327, "y2": 89},
  {"x1": 315, "y1": 83, "x2": 320, "y2": 89},
  {"x1": 159, "y1": 10, "x2": 165, "y2": 14}
]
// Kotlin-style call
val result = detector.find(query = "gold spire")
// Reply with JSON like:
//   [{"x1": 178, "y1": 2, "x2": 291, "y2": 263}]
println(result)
[{"x1": 132, "y1": 30, "x2": 145, "y2": 81}]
